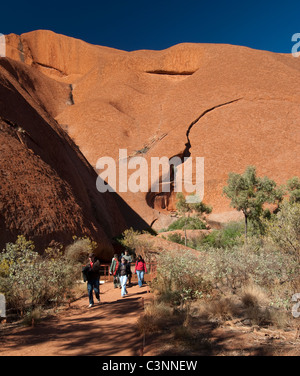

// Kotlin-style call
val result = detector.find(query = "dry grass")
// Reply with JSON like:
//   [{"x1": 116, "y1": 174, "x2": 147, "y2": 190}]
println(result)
[
  {"x1": 137, "y1": 301, "x2": 175, "y2": 335},
  {"x1": 72, "y1": 282, "x2": 87, "y2": 299},
  {"x1": 140, "y1": 293, "x2": 299, "y2": 356},
  {"x1": 240, "y1": 283, "x2": 269, "y2": 308},
  {"x1": 238, "y1": 283, "x2": 292, "y2": 329},
  {"x1": 138, "y1": 301, "x2": 215, "y2": 354},
  {"x1": 22, "y1": 307, "x2": 44, "y2": 327},
  {"x1": 195, "y1": 297, "x2": 239, "y2": 323},
  {"x1": 64, "y1": 239, "x2": 92, "y2": 264}
]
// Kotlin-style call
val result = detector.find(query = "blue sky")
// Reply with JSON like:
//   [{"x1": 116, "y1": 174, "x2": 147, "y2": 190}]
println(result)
[{"x1": 1, "y1": 0, "x2": 300, "y2": 53}]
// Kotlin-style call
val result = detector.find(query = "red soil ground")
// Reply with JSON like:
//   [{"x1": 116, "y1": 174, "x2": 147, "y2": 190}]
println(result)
[
  {"x1": 1, "y1": 281, "x2": 299, "y2": 356},
  {"x1": 0, "y1": 282, "x2": 149, "y2": 356}
]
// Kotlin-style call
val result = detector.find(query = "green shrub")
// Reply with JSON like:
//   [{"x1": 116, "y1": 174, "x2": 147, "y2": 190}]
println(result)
[
  {"x1": 117, "y1": 228, "x2": 155, "y2": 261},
  {"x1": 167, "y1": 233, "x2": 186, "y2": 245},
  {"x1": 286, "y1": 177, "x2": 300, "y2": 204},
  {"x1": 165, "y1": 222, "x2": 245, "y2": 250},
  {"x1": 65, "y1": 236, "x2": 97, "y2": 264},
  {"x1": 153, "y1": 236, "x2": 298, "y2": 311},
  {"x1": 0, "y1": 236, "x2": 82, "y2": 316},
  {"x1": 265, "y1": 202, "x2": 300, "y2": 262},
  {"x1": 152, "y1": 250, "x2": 213, "y2": 306},
  {"x1": 168, "y1": 216, "x2": 206, "y2": 231},
  {"x1": 201, "y1": 222, "x2": 244, "y2": 249},
  {"x1": 117, "y1": 228, "x2": 141, "y2": 253}
]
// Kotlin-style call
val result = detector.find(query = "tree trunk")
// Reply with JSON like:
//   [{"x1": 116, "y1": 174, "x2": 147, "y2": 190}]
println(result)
[
  {"x1": 184, "y1": 216, "x2": 187, "y2": 247},
  {"x1": 244, "y1": 214, "x2": 248, "y2": 242}
]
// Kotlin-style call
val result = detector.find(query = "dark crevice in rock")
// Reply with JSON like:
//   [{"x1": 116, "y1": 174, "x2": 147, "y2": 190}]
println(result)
[
  {"x1": 183, "y1": 98, "x2": 243, "y2": 158},
  {"x1": 18, "y1": 37, "x2": 25, "y2": 63},
  {"x1": 68, "y1": 84, "x2": 75, "y2": 105},
  {"x1": 146, "y1": 98, "x2": 243, "y2": 213}
]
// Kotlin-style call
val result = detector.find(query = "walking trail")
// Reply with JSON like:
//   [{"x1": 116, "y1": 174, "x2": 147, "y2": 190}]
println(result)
[{"x1": 0, "y1": 282, "x2": 150, "y2": 356}]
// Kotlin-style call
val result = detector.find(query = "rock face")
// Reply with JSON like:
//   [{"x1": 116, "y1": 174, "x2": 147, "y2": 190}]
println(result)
[
  {"x1": 3, "y1": 30, "x2": 300, "y2": 236},
  {"x1": 0, "y1": 57, "x2": 131, "y2": 259}
]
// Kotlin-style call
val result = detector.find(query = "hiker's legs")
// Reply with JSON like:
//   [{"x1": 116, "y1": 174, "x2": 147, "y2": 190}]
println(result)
[
  {"x1": 87, "y1": 279, "x2": 99, "y2": 305},
  {"x1": 119, "y1": 275, "x2": 128, "y2": 297},
  {"x1": 127, "y1": 271, "x2": 132, "y2": 286},
  {"x1": 87, "y1": 281, "x2": 94, "y2": 305},
  {"x1": 94, "y1": 279, "x2": 100, "y2": 301},
  {"x1": 122, "y1": 276, "x2": 128, "y2": 296},
  {"x1": 140, "y1": 271, "x2": 144, "y2": 286},
  {"x1": 136, "y1": 271, "x2": 141, "y2": 287},
  {"x1": 113, "y1": 275, "x2": 119, "y2": 288},
  {"x1": 136, "y1": 271, "x2": 144, "y2": 287}
]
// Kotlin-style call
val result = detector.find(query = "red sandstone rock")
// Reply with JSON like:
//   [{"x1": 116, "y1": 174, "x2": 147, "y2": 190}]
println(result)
[
  {"x1": 3, "y1": 30, "x2": 300, "y2": 234},
  {"x1": 0, "y1": 57, "x2": 129, "y2": 259}
]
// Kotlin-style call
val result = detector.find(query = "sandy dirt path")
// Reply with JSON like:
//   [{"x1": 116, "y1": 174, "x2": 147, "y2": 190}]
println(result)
[{"x1": 0, "y1": 282, "x2": 149, "y2": 356}]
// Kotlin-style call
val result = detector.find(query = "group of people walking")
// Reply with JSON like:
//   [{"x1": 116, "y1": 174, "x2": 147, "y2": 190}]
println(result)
[
  {"x1": 110, "y1": 251, "x2": 148, "y2": 297},
  {"x1": 82, "y1": 251, "x2": 147, "y2": 307}
]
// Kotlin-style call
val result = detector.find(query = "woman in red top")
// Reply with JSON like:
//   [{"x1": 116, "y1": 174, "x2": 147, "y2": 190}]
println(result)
[{"x1": 134, "y1": 255, "x2": 147, "y2": 287}]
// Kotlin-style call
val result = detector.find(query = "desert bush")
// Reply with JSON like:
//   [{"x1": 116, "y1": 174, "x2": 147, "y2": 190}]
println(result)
[
  {"x1": 240, "y1": 298, "x2": 290, "y2": 328},
  {"x1": 267, "y1": 308, "x2": 291, "y2": 329},
  {"x1": 265, "y1": 201, "x2": 300, "y2": 262},
  {"x1": 153, "y1": 243, "x2": 294, "y2": 305},
  {"x1": 286, "y1": 176, "x2": 300, "y2": 204},
  {"x1": 137, "y1": 301, "x2": 175, "y2": 334},
  {"x1": 199, "y1": 297, "x2": 238, "y2": 322},
  {"x1": 167, "y1": 216, "x2": 206, "y2": 231},
  {"x1": 200, "y1": 222, "x2": 244, "y2": 249},
  {"x1": 152, "y1": 250, "x2": 213, "y2": 307},
  {"x1": 65, "y1": 236, "x2": 97, "y2": 264},
  {"x1": 22, "y1": 306, "x2": 44, "y2": 327},
  {"x1": 117, "y1": 228, "x2": 155, "y2": 261},
  {"x1": 166, "y1": 233, "x2": 186, "y2": 246},
  {"x1": 165, "y1": 221, "x2": 246, "y2": 250},
  {"x1": 135, "y1": 237, "x2": 155, "y2": 262},
  {"x1": 148, "y1": 199, "x2": 300, "y2": 339},
  {"x1": 166, "y1": 233, "x2": 208, "y2": 250},
  {"x1": 202, "y1": 240, "x2": 299, "y2": 314},
  {"x1": 0, "y1": 236, "x2": 81, "y2": 316},
  {"x1": 240, "y1": 283, "x2": 269, "y2": 308},
  {"x1": 118, "y1": 228, "x2": 141, "y2": 252},
  {"x1": 153, "y1": 236, "x2": 298, "y2": 313},
  {"x1": 204, "y1": 243, "x2": 297, "y2": 293}
]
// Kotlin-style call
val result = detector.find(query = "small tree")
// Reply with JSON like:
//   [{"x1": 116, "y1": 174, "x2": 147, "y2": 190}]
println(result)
[
  {"x1": 119, "y1": 228, "x2": 154, "y2": 262},
  {"x1": 176, "y1": 193, "x2": 212, "y2": 246},
  {"x1": 286, "y1": 176, "x2": 300, "y2": 204},
  {"x1": 223, "y1": 166, "x2": 283, "y2": 240},
  {"x1": 119, "y1": 228, "x2": 141, "y2": 253},
  {"x1": 266, "y1": 202, "x2": 300, "y2": 262},
  {"x1": 65, "y1": 236, "x2": 97, "y2": 264}
]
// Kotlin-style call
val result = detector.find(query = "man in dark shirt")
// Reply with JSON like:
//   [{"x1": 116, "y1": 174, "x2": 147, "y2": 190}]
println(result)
[{"x1": 82, "y1": 253, "x2": 101, "y2": 308}]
